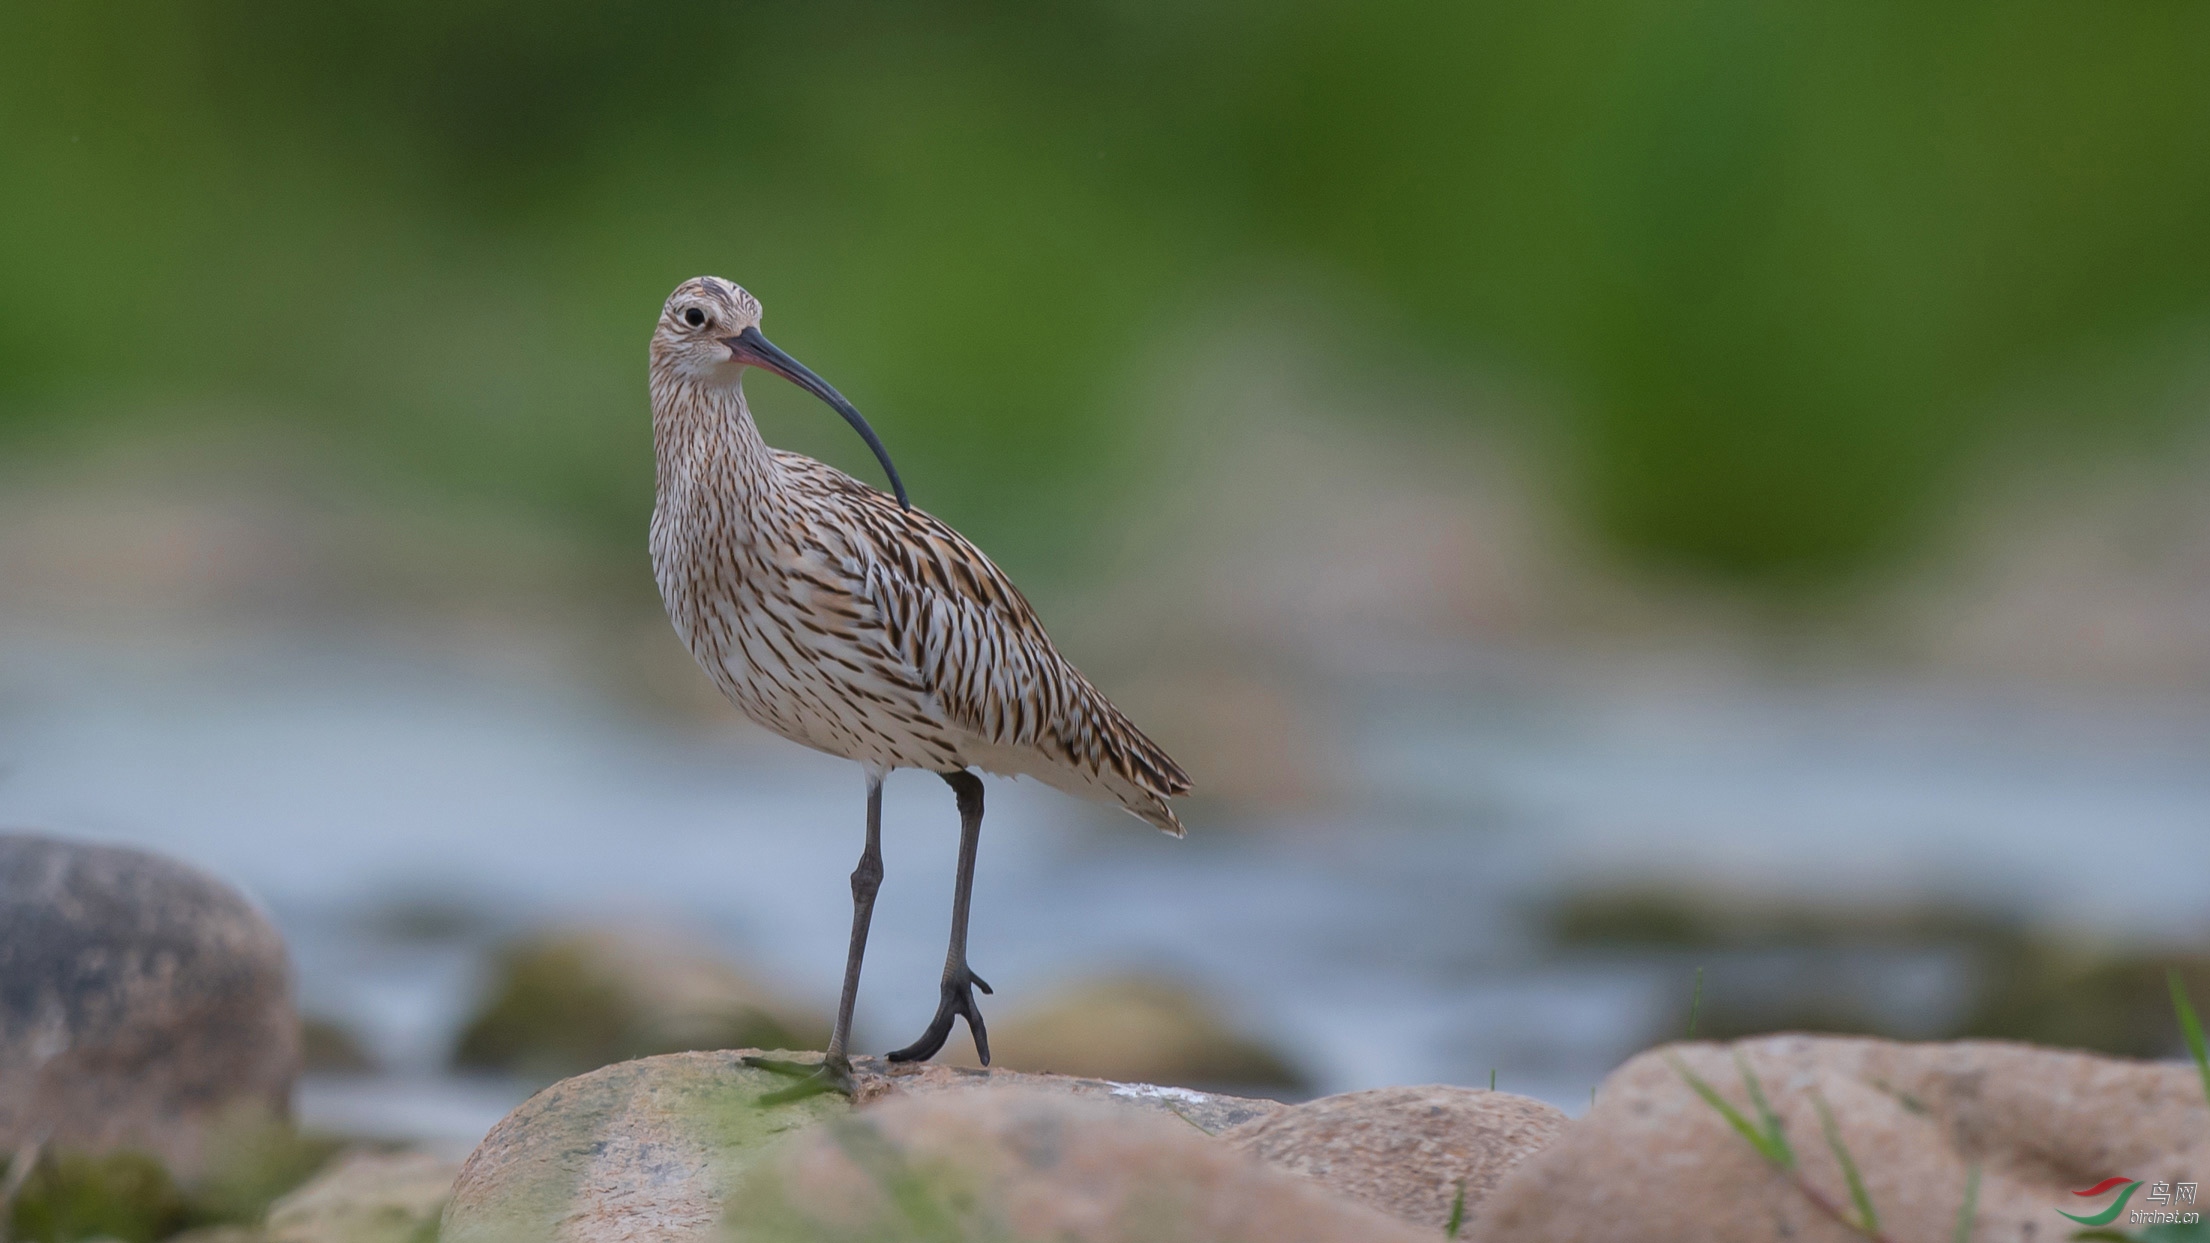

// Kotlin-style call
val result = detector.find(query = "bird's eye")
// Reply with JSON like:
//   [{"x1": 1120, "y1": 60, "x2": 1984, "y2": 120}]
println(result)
[{"x1": 682, "y1": 307, "x2": 707, "y2": 328}]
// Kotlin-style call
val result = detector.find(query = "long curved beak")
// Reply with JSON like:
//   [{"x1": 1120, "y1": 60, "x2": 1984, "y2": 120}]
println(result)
[{"x1": 724, "y1": 325, "x2": 910, "y2": 510}]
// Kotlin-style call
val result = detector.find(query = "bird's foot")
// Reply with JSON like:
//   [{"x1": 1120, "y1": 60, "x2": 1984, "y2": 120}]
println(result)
[
  {"x1": 885, "y1": 965, "x2": 992, "y2": 1065},
  {"x1": 742, "y1": 1051, "x2": 857, "y2": 1104}
]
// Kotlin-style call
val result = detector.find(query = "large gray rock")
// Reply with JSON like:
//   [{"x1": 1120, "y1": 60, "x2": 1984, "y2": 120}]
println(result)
[
  {"x1": 731, "y1": 1086, "x2": 1432, "y2": 1243},
  {"x1": 443, "y1": 1049, "x2": 1290, "y2": 1242},
  {"x1": 1222, "y1": 1085, "x2": 1568, "y2": 1231},
  {"x1": 0, "y1": 832, "x2": 299, "y2": 1176},
  {"x1": 1474, "y1": 1035, "x2": 2210, "y2": 1243}
]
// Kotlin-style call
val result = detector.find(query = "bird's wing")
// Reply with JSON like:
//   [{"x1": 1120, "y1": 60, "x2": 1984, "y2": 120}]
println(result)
[{"x1": 779, "y1": 453, "x2": 1191, "y2": 831}]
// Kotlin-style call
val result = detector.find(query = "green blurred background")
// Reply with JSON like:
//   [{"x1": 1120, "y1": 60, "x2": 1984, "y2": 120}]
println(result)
[{"x1": 6, "y1": 0, "x2": 2210, "y2": 585}]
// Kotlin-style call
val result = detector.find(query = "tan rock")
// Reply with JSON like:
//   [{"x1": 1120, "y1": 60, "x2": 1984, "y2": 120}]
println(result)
[
  {"x1": 1223, "y1": 1085, "x2": 1568, "y2": 1231},
  {"x1": 166, "y1": 1228, "x2": 266, "y2": 1243},
  {"x1": 1474, "y1": 1035, "x2": 2210, "y2": 1243},
  {"x1": 0, "y1": 833, "x2": 299, "y2": 1178},
  {"x1": 266, "y1": 1151, "x2": 457, "y2": 1243},
  {"x1": 441, "y1": 1051, "x2": 844, "y2": 1243},
  {"x1": 442, "y1": 1049, "x2": 1291, "y2": 1242},
  {"x1": 866, "y1": 1055, "x2": 1288, "y2": 1135},
  {"x1": 942, "y1": 974, "x2": 1305, "y2": 1091},
  {"x1": 731, "y1": 1086, "x2": 1433, "y2": 1243}
]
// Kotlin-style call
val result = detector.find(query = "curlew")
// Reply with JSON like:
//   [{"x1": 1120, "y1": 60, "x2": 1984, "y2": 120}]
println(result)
[{"x1": 648, "y1": 276, "x2": 1191, "y2": 1098}]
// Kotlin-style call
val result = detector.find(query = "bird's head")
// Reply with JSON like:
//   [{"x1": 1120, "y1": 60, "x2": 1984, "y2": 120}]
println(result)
[{"x1": 651, "y1": 275, "x2": 909, "y2": 509}]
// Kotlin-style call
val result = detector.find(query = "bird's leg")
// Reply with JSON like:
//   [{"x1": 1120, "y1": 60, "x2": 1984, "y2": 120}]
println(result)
[
  {"x1": 887, "y1": 770, "x2": 993, "y2": 1066},
  {"x1": 746, "y1": 774, "x2": 884, "y2": 1102}
]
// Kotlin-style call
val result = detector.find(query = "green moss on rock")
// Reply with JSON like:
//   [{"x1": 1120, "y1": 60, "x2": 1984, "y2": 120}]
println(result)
[
  {"x1": 9, "y1": 1150, "x2": 191, "y2": 1243},
  {"x1": 441, "y1": 1051, "x2": 847, "y2": 1243}
]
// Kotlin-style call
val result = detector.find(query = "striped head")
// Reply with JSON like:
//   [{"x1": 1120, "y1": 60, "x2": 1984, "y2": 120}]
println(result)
[
  {"x1": 648, "y1": 276, "x2": 911, "y2": 509},
  {"x1": 651, "y1": 276, "x2": 764, "y2": 383}
]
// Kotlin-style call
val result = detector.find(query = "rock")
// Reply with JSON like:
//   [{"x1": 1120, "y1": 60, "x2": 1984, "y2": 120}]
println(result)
[
  {"x1": 730, "y1": 1086, "x2": 1434, "y2": 1243},
  {"x1": 942, "y1": 974, "x2": 1306, "y2": 1092},
  {"x1": 1544, "y1": 885, "x2": 2023, "y2": 951},
  {"x1": 6, "y1": 1149, "x2": 191, "y2": 1243},
  {"x1": 0, "y1": 832, "x2": 298, "y2": 1177},
  {"x1": 865, "y1": 1055, "x2": 1288, "y2": 1135},
  {"x1": 167, "y1": 1228, "x2": 266, "y2": 1243},
  {"x1": 442, "y1": 1049, "x2": 1291, "y2": 1242},
  {"x1": 1961, "y1": 947, "x2": 2210, "y2": 1058},
  {"x1": 1222, "y1": 1085, "x2": 1568, "y2": 1231},
  {"x1": 191, "y1": 1111, "x2": 351, "y2": 1224},
  {"x1": 301, "y1": 1016, "x2": 377, "y2": 1074},
  {"x1": 1544, "y1": 885, "x2": 2210, "y2": 1055},
  {"x1": 441, "y1": 1051, "x2": 844, "y2": 1243},
  {"x1": 265, "y1": 1150, "x2": 456, "y2": 1243},
  {"x1": 451, "y1": 927, "x2": 828, "y2": 1081},
  {"x1": 1473, "y1": 1035, "x2": 2210, "y2": 1243},
  {"x1": 6, "y1": 1117, "x2": 345, "y2": 1240}
]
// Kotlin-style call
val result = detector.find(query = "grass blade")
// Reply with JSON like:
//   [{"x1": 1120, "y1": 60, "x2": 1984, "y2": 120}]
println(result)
[
  {"x1": 1669, "y1": 1054, "x2": 1787, "y2": 1168},
  {"x1": 1811, "y1": 1087, "x2": 1879, "y2": 1236},
  {"x1": 2170, "y1": 970, "x2": 2210, "y2": 1109},
  {"x1": 1736, "y1": 1051, "x2": 1795, "y2": 1170},
  {"x1": 1952, "y1": 1164, "x2": 1980, "y2": 1243},
  {"x1": 1445, "y1": 1179, "x2": 1467, "y2": 1239},
  {"x1": 1688, "y1": 966, "x2": 1706, "y2": 1039}
]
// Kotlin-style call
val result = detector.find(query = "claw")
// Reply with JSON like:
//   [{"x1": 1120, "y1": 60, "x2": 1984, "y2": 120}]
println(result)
[
  {"x1": 885, "y1": 967, "x2": 990, "y2": 1065},
  {"x1": 743, "y1": 1052, "x2": 856, "y2": 1103}
]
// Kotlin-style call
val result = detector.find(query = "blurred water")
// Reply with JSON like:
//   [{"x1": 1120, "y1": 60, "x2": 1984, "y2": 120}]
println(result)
[{"x1": 1, "y1": 629, "x2": 2206, "y2": 1150}]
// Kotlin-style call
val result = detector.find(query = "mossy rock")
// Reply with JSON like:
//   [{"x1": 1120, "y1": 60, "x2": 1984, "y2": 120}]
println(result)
[
  {"x1": 441, "y1": 1051, "x2": 846, "y2": 1243},
  {"x1": 726, "y1": 1087, "x2": 1429, "y2": 1243},
  {"x1": 264, "y1": 1151, "x2": 454, "y2": 1243},
  {"x1": 5, "y1": 1116, "x2": 343, "y2": 1243},
  {"x1": 1546, "y1": 886, "x2": 2028, "y2": 951},
  {"x1": 944, "y1": 975, "x2": 1306, "y2": 1092},
  {"x1": 1961, "y1": 949, "x2": 2210, "y2": 1058},
  {"x1": 300, "y1": 1016, "x2": 378, "y2": 1074},
  {"x1": 1546, "y1": 886, "x2": 2210, "y2": 1058},
  {"x1": 7, "y1": 1150, "x2": 191, "y2": 1243},
  {"x1": 452, "y1": 929, "x2": 828, "y2": 1081},
  {"x1": 189, "y1": 1112, "x2": 350, "y2": 1226}
]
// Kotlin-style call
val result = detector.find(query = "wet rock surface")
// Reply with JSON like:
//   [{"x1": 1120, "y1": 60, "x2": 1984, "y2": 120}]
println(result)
[
  {"x1": 0, "y1": 832, "x2": 299, "y2": 1176},
  {"x1": 1222, "y1": 1085, "x2": 1568, "y2": 1231},
  {"x1": 731, "y1": 1086, "x2": 1431, "y2": 1243},
  {"x1": 1473, "y1": 1035, "x2": 2210, "y2": 1243}
]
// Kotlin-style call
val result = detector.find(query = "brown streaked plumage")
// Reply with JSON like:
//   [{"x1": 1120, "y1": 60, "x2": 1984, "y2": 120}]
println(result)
[{"x1": 647, "y1": 275, "x2": 1190, "y2": 1095}]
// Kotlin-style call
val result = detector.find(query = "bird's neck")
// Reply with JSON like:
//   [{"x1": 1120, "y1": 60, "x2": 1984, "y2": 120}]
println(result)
[{"x1": 652, "y1": 374, "x2": 778, "y2": 512}]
